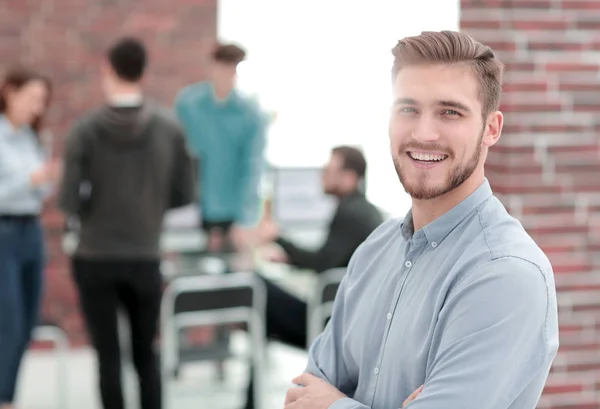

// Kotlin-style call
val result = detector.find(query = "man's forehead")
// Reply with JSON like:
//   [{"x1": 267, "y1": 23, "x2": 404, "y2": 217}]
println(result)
[{"x1": 393, "y1": 64, "x2": 481, "y2": 107}]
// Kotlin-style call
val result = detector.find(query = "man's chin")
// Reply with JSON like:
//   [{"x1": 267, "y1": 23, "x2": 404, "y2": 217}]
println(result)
[{"x1": 403, "y1": 181, "x2": 449, "y2": 201}]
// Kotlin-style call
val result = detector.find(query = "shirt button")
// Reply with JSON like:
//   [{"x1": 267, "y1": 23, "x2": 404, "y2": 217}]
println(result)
[
  {"x1": 431, "y1": 242, "x2": 438, "y2": 248},
  {"x1": 374, "y1": 368, "x2": 379, "y2": 375},
  {"x1": 387, "y1": 313, "x2": 392, "y2": 320},
  {"x1": 405, "y1": 261, "x2": 412, "y2": 268}
]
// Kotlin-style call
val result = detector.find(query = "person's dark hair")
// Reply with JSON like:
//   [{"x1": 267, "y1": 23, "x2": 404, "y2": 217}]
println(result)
[
  {"x1": 212, "y1": 43, "x2": 246, "y2": 65},
  {"x1": 0, "y1": 66, "x2": 52, "y2": 134},
  {"x1": 108, "y1": 37, "x2": 147, "y2": 82},
  {"x1": 332, "y1": 146, "x2": 367, "y2": 180}
]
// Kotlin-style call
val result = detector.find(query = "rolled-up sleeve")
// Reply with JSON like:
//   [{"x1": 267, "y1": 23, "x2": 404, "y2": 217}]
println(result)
[{"x1": 407, "y1": 257, "x2": 557, "y2": 409}]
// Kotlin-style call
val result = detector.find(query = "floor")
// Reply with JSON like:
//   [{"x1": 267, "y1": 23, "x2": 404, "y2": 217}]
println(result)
[{"x1": 17, "y1": 332, "x2": 309, "y2": 409}]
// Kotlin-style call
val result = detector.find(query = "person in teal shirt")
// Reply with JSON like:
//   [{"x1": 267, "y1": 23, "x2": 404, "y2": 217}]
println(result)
[{"x1": 174, "y1": 43, "x2": 266, "y2": 250}]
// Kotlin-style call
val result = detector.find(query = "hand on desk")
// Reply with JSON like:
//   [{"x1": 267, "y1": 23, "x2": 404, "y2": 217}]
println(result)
[
  {"x1": 262, "y1": 244, "x2": 288, "y2": 263},
  {"x1": 257, "y1": 217, "x2": 280, "y2": 244},
  {"x1": 230, "y1": 225, "x2": 253, "y2": 250}
]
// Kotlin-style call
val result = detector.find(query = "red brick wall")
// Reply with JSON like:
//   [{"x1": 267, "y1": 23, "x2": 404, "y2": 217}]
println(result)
[
  {"x1": 462, "y1": 0, "x2": 600, "y2": 407},
  {"x1": 0, "y1": 0, "x2": 217, "y2": 346}
]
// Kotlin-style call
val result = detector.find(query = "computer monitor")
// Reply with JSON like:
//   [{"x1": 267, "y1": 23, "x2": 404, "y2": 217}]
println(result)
[{"x1": 272, "y1": 167, "x2": 336, "y2": 229}]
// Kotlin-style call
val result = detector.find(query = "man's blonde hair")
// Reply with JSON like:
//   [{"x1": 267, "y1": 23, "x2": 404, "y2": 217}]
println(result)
[{"x1": 392, "y1": 30, "x2": 505, "y2": 117}]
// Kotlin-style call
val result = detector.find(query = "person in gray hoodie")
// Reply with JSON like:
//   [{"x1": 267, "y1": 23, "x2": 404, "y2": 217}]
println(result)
[{"x1": 58, "y1": 37, "x2": 196, "y2": 409}]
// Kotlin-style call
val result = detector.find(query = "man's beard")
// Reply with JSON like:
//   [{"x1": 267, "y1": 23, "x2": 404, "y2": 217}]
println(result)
[{"x1": 393, "y1": 130, "x2": 484, "y2": 200}]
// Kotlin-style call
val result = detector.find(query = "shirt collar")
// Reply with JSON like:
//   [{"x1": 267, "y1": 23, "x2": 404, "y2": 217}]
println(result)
[
  {"x1": 209, "y1": 82, "x2": 238, "y2": 106},
  {"x1": 401, "y1": 178, "x2": 493, "y2": 245},
  {"x1": 109, "y1": 93, "x2": 143, "y2": 107}
]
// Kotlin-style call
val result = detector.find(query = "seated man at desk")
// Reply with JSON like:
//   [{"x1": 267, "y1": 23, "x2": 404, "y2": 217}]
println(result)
[{"x1": 243, "y1": 146, "x2": 383, "y2": 409}]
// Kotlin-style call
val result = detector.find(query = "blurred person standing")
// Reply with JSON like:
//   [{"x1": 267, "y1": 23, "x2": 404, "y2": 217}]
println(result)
[
  {"x1": 58, "y1": 37, "x2": 196, "y2": 409},
  {"x1": 0, "y1": 67, "x2": 57, "y2": 409},
  {"x1": 174, "y1": 43, "x2": 267, "y2": 251}
]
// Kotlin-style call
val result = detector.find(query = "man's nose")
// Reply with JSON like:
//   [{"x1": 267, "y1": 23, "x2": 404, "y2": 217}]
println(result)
[{"x1": 411, "y1": 116, "x2": 441, "y2": 143}]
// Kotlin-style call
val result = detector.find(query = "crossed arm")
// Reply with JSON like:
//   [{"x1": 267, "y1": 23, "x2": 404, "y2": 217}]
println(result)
[{"x1": 284, "y1": 257, "x2": 557, "y2": 409}]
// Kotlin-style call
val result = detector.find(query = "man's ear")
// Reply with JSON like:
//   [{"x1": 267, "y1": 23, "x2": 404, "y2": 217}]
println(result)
[{"x1": 482, "y1": 111, "x2": 503, "y2": 148}]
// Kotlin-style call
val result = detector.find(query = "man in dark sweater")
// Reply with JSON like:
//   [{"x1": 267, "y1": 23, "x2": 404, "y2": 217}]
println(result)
[
  {"x1": 58, "y1": 38, "x2": 196, "y2": 409},
  {"x1": 243, "y1": 146, "x2": 383, "y2": 409}
]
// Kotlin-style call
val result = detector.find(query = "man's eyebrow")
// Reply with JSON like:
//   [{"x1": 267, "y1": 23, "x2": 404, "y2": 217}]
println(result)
[
  {"x1": 393, "y1": 98, "x2": 417, "y2": 105},
  {"x1": 437, "y1": 100, "x2": 471, "y2": 112}
]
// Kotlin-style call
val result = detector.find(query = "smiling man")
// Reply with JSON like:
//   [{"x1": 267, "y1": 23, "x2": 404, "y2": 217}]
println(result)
[{"x1": 283, "y1": 30, "x2": 559, "y2": 409}]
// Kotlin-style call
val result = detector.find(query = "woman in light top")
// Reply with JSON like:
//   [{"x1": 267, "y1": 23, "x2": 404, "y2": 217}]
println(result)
[{"x1": 0, "y1": 67, "x2": 57, "y2": 409}]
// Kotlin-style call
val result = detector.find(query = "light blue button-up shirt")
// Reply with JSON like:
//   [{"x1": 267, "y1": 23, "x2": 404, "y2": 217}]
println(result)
[
  {"x1": 305, "y1": 179, "x2": 559, "y2": 409},
  {"x1": 0, "y1": 114, "x2": 51, "y2": 215}
]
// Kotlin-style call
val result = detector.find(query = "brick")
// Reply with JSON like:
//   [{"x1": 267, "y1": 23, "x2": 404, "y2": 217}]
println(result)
[
  {"x1": 461, "y1": 19, "x2": 502, "y2": 29},
  {"x1": 552, "y1": 404, "x2": 600, "y2": 409},
  {"x1": 504, "y1": 61, "x2": 537, "y2": 72},
  {"x1": 543, "y1": 383, "x2": 585, "y2": 394},
  {"x1": 577, "y1": 18, "x2": 600, "y2": 30},
  {"x1": 549, "y1": 144, "x2": 599, "y2": 153},
  {"x1": 503, "y1": 82, "x2": 547, "y2": 92},
  {"x1": 553, "y1": 151, "x2": 600, "y2": 166},
  {"x1": 560, "y1": 343, "x2": 600, "y2": 352},
  {"x1": 500, "y1": 102, "x2": 563, "y2": 113},
  {"x1": 512, "y1": 20, "x2": 571, "y2": 31},
  {"x1": 561, "y1": 1, "x2": 600, "y2": 10},
  {"x1": 546, "y1": 62, "x2": 599, "y2": 72},
  {"x1": 528, "y1": 41, "x2": 584, "y2": 51},
  {"x1": 485, "y1": 163, "x2": 542, "y2": 174},
  {"x1": 498, "y1": 0, "x2": 553, "y2": 8},
  {"x1": 529, "y1": 124, "x2": 590, "y2": 133}
]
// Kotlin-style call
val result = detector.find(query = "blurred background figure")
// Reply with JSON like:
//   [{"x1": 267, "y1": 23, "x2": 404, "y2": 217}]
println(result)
[
  {"x1": 242, "y1": 146, "x2": 383, "y2": 409},
  {"x1": 174, "y1": 43, "x2": 267, "y2": 253},
  {"x1": 0, "y1": 67, "x2": 56, "y2": 409},
  {"x1": 58, "y1": 38, "x2": 196, "y2": 409}
]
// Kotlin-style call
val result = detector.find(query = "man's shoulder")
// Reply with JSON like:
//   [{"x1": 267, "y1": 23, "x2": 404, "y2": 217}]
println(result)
[
  {"x1": 232, "y1": 92, "x2": 265, "y2": 121},
  {"x1": 148, "y1": 103, "x2": 182, "y2": 130},
  {"x1": 350, "y1": 218, "x2": 402, "y2": 257},
  {"x1": 67, "y1": 107, "x2": 106, "y2": 141},
  {"x1": 476, "y1": 196, "x2": 551, "y2": 272},
  {"x1": 175, "y1": 82, "x2": 211, "y2": 105}
]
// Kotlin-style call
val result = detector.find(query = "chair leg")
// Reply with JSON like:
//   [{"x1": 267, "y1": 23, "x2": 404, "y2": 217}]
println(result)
[{"x1": 250, "y1": 314, "x2": 265, "y2": 409}]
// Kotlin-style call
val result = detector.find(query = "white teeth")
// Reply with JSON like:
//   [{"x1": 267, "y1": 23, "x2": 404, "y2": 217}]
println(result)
[{"x1": 409, "y1": 152, "x2": 447, "y2": 162}]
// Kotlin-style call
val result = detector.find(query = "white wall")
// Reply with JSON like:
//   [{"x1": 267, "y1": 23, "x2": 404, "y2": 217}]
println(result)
[{"x1": 218, "y1": 0, "x2": 459, "y2": 217}]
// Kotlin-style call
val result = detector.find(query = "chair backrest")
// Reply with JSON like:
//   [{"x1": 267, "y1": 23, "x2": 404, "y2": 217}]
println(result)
[
  {"x1": 317, "y1": 267, "x2": 346, "y2": 304},
  {"x1": 307, "y1": 267, "x2": 347, "y2": 346},
  {"x1": 163, "y1": 272, "x2": 266, "y2": 320},
  {"x1": 160, "y1": 272, "x2": 268, "y2": 409}
]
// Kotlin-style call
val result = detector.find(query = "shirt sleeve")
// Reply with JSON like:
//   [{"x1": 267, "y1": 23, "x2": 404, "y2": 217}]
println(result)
[
  {"x1": 275, "y1": 205, "x2": 370, "y2": 273},
  {"x1": 404, "y1": 256, "x2": 556, "y2": 409},
  {"x1": 236, "y1": 114, "x2": 266, "y2": 227}
]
